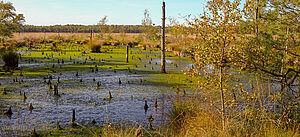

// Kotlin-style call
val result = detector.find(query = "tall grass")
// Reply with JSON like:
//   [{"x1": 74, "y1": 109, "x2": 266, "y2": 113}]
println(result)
[{"x1": 166, "y1": 80, "x2": 300, "y2": 137}]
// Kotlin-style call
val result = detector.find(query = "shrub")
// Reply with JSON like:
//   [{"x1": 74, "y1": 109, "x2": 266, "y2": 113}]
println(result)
[
  {"x1": 104, "y1": 35, "x2": 113, "y2": 42},
  {"x1": 87, "y1": 40, "x2": 103, "y2": 53},
  {"x1": 51, "y1": 42, "x2": 58, "y2": 51},
  {"x1": 1, "y1": 50, "x2": 19, "y2": 70},
  {"x1": 135, "y1": 34, "x2": 144, "y2": 43},
  {"x1": 168, "y1": 101, "x2": 190, "y2": 132},
  {"x1": 111, "y1": 41, "x2": 120, "y2": 46}
]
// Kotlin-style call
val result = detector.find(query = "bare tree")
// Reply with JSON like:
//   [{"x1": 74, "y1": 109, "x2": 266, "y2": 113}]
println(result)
[
  {"x1": 141, "y1": 9, "x2": 158, "y2": 43},
  {"x1": 98, "y1": 16, "x2": 108, "y2": 39}
]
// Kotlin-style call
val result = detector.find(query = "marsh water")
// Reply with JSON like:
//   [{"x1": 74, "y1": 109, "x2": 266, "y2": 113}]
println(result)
[
  {"x1": 0, "y1": 45, "x2": 290, "y2": 136},
  {"x1": 0, "y1": 47, "x2": 192, "y2": 136}
]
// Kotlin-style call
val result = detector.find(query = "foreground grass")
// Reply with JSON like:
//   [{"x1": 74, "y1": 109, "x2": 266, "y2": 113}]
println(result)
[
  {"x1": 167, "y1": 97, "x2": 299, "y2": 137},
  {"x1": 35, "y1": 124, "x2": 166, "y2": 137}
]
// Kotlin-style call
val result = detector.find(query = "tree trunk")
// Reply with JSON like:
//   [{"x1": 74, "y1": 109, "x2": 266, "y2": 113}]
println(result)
[
  {"x1": 161, "y1": 2, "x2": 166, "y2": 73},
  {"x1": 220, "y1": 66, "x2": 226, "y2": 130},
  {"x1": 255, "y1": 0, "x2": 259, "y2": 37},
  {"x1": 90, "y1": 29, "x2": 93, "y2": 41},
  {"x1": 280, "y1": 27, "x2": 289, "y2": 113},
  {"x1": 57, "y1": 31, "x2": 60, "y2": 39}
]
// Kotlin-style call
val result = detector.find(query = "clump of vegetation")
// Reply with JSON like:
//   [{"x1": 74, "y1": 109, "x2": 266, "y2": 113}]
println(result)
[
  {"x1": 1, "y1": 50, "x2": 19, "y2": 70},
  {"x1": 87, "y1": 40, "x2": 103, "y2": 53},
  {"x1": 51, "y1": 42, "x2": 58, "y2": 51},
  {"x1": 1, "y1": 88, "x2": 7, "y2": 95}
]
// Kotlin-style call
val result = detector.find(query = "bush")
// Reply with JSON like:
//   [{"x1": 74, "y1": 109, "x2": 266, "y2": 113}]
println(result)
[
  {"x1": 87, "y1": 40, "x2": 103, "y2": 53},
  {"x1": 1, "y1": 51, "x2": 19, "y2": 70}
]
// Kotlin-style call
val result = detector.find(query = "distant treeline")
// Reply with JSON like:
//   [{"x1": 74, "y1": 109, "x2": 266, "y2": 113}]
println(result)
[{"x1": 20, "y1": 25, "x2": 161, "y2": 33}]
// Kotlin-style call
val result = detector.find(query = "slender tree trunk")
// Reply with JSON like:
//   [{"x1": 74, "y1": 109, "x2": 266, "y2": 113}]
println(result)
[
  {"x1": 90, "y1": 29, "x2": 93, "y2": 41},
  {"x1": 161, "y1": 2, "x2": 166, "y2": 73},
  {"x1": 220, "y1": 66, "x2": 225, "y2": 131},
  {"x1": 280, "y1": 27, "x2": 288, "y2": 86},
  {"x1": 57, "y1": 31, "x2": 60, "y2": 39},
  {"x1": 126, "y1": 45, "x2": 129, "y2": 63},
  {"x1": 255, "y1": 0, "x2": 259, "y2": 37},
  {"x1": 280, "y1": 27, "x2": 289, "y2": 112}
]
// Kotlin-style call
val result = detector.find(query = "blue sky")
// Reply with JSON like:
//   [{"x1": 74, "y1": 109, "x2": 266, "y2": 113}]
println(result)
[{"x1": 7, "y1": 0, "x2": 208, "y2": 25}]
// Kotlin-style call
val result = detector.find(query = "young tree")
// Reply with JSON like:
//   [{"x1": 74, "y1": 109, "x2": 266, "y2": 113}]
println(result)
[
  {"x1": 98, "y1": 16, "x2": 108, "y2": 39},
  {"x1": 167, "y1": 17, "x2": 191, "y2": 58},
  {"x1": 141, "y1": 9, "x2": 159, "y2": 44},
  {"x1": 187, "y1": 0, "x2": 242, "y2": 130}
]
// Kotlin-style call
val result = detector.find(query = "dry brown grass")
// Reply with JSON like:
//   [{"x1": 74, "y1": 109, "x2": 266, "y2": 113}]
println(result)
[
  {"x1": 87, "y1": 40, "x2": 103, "y2": 53},
  {"x1": 9, "y1": 32, "x2": 142, "y2": 41}
]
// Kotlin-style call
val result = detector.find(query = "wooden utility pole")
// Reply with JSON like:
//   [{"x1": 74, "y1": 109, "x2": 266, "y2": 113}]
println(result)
[{"x1": 161, "y1": 1, "x2": 166, "y2": 73}]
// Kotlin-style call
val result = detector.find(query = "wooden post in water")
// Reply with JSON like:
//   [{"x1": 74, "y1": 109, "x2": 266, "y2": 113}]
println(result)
[
  {"x1": 126, "y1": 45, "x2": 129, "y2": 63},
  {"x1": 161, "y1": 1, "x2": 166, "y2": 73},
  {"x1": 72, "y1": 109, "x2": 76, "y2": 125}
]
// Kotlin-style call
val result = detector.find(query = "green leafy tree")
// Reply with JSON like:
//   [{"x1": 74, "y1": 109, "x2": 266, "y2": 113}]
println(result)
[
  {"x1": 239, "y1": 0, "x2": 299, "y2": 120},
  {"x1": 0, "y1": 1, "x2": 24, "y2": 70},
  {"x1": 0, "y1": 1, "x2": 25, "y2": 41}
]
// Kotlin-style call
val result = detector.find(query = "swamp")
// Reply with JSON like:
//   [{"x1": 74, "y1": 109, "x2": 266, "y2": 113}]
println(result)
[{"x1": 0, "y1": 0, "x2": 299, "y2": 136}]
